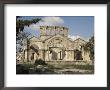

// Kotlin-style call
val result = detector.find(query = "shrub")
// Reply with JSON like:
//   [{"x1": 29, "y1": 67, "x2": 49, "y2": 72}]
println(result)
[
  {"x1": 34, "y1": 59, "x2": 47, "y2": 66},
  {"x1": 16, "y1": 64, "x2": 29, "y2": 74}
]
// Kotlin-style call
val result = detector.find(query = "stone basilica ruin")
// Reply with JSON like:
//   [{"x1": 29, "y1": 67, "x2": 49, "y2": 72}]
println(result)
[{"x1": 17, "y1": 26, "x2": 91, "y2": 64}]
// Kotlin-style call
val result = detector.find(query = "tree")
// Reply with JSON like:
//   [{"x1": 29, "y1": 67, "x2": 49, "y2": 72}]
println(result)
[
  {"x1": 83, "y1": 36, "x2": 94, "y2": 60},
  {"x1": 16, "y1": 16, "x2": 41, "y2": 45},
  {"x1": 16, "y1": 16, "x2": 41, "y2": 37},
  {"x1": 16, "y1": 16, "x2": 41, "y2": 62}
]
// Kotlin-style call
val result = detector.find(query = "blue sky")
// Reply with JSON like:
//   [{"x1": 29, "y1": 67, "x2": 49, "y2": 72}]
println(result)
[{"x1": 19, "y1": 16, "x2": 94, "y2": 40}]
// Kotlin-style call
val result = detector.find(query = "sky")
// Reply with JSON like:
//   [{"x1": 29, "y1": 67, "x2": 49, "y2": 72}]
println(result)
[{"x1": 18, "y1": 16, "x2": 94, "y2": 41}]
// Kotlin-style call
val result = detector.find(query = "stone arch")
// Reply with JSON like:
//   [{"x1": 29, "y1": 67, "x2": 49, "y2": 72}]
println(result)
[
  {"x1": 74, "y1": 49, "x2": 83, "y2": 60},
  {"x1": 29, "y1": 44, "x2": 39, "y2": 61},
  {"x1": 30, "y1": 44, "x2": 39, "y2": 54},
  {"x1": 47, "y1": 37, "x2": 66, "y2": 60},
  {"x1": 48, "y1": 37, "x2": 64, "y2": 48}
]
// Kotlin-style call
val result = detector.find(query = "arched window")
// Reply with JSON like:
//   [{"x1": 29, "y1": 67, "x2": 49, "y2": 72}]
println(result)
[{"x1": 31, "y1": 53, "x2": 34, "y2": 60}]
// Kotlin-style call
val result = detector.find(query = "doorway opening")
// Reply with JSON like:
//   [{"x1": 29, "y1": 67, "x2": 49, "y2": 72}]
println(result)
[{"x1": 74, "y1": 49, "x2": 83, "y2": 60}]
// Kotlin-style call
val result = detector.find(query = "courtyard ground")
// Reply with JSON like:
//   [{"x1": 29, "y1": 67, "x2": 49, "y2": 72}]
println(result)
[{"x1": 16, "y1": 60, "x2": 94, "y2": 74}]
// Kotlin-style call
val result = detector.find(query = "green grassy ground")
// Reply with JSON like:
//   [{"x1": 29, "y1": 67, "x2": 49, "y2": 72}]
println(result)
[{"x1": 16, "y1": 62, "x2": 94, "y2": 74}]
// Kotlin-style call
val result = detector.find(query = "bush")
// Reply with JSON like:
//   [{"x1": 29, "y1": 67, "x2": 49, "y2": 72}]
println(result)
[
  {"x1": 34, "y1": 59, "x2": 47, "y2": 66},
  {"x1": 16, "y1": 64, "x2": 29, "y2": 74}
]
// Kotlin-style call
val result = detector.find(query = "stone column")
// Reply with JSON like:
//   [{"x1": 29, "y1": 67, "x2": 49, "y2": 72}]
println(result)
[
  {"x1": 24, "y1": 50, "x2": 27, "y2": 62},
  {"x1": 27, "y1": 39, "x2": 30, "y2": 62},
  {"x1": 65, "y1": 51, "x2": 68, "y2": 61},
  {"x1": 45, "y1": 50, "x2": 49, "y2": 61},
  {"x1": 72, "y1": 50, "x2": 74, "y2": 61}
]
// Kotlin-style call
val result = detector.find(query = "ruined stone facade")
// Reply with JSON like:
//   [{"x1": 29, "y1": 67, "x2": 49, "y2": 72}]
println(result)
[{"x1": 17, "y1": 26, "x2": 91, "y2": 64}]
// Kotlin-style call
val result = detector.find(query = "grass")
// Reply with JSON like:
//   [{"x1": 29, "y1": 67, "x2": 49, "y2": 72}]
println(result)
[
  {"x1": 17, "y1": 60, "x2": 94, "y2": 74},
  {"x1": 72, "y1": 64, "x2": 94, "y2": 70},
  {"x1": 51, "y1": 62, "x2": 94, "y2": 70},
  {"x1": 56, "y1": 64, "x2": 94, "y2": 70}
]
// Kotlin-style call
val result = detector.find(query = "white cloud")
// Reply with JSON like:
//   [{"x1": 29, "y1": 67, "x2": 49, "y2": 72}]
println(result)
[
  {"x1": 68, "y1": 35, "x2": 88, "y2": 41},
  {"x1": 42, "y1": 16, "x2": 64, "y2": 25},
  {"x1": 28, "y1": 16, "x2": 64, "y2": 31},
  {"x1": 68, "y1": 35, "x2": 80, "y2": 40}
]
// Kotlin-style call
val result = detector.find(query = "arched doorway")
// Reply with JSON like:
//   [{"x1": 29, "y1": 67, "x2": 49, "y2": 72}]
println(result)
[
  {"x1": 49, "y1": 47, "x2": 65, "y2": 60},
  {"x1": 48, "y1": 37, "x2": 66, "y2": 60},
  {"x1": 74, "y1": 49, "x2": 83, "y2": 60},
  {"x1": 29, "y1": 44, "x2": 39, "y2": 61}
]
